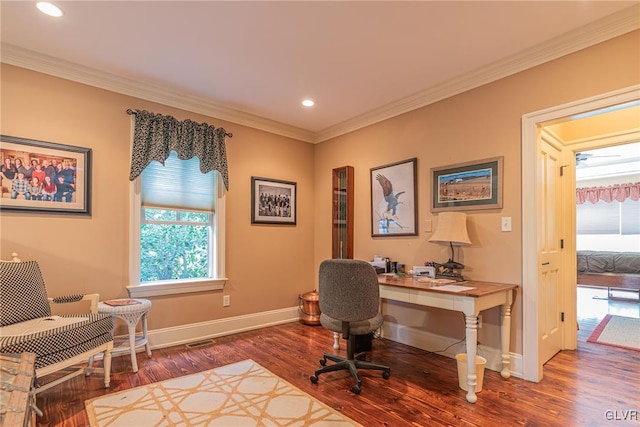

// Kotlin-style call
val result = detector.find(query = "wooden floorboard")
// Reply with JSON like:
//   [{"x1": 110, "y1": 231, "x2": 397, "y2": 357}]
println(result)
[{"x1": 34, "y1": 287, "x2": 640, "y2": 426}]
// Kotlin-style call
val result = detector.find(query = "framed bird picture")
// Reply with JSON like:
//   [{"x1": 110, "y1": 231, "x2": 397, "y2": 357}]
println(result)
[{"x1": 370, "y1": 158, "x2": 418, "y2": 237}]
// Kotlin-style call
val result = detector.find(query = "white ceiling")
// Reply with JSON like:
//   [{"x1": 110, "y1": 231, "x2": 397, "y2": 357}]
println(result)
[
  {"x1": 1, "y1": 1, "x2": 639, "y2": 143},
  {"x1": 576, "y1": 141, "x2": 640, "y2": 181}
]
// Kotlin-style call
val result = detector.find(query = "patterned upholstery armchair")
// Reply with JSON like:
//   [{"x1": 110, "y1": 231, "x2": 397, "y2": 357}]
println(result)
[{"x1": 0, "y1": 253, "x2": 113, "y2": 393}]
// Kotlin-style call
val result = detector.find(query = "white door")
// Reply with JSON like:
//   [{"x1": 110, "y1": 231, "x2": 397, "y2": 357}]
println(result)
[{"x1": 538, "y1": 134, "x2": 564, "y2": 365}]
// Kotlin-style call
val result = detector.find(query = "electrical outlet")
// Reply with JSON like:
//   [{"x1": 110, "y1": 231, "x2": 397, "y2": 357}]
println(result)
[
  {"x1": 223, "y1": 295, "x2": 230, "y2": 307},
  {"x1": 478, "y1": 315, "x2": 483, "y2": 328}
]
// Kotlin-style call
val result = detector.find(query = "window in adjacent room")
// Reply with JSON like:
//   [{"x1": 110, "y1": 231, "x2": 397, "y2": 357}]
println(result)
[{"x1": 128, "y1": 151, "x2": 226, "y2": 297}]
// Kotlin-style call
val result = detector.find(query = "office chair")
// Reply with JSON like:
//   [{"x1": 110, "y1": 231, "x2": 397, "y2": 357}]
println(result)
[{"x1": 309, "y1": 259, "x2": 390, "y2": 394}]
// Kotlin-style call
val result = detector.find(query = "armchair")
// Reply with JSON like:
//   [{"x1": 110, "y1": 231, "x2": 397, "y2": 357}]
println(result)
[{"x1": 0, "y1": 253, "x2": 113, "y2": 394}]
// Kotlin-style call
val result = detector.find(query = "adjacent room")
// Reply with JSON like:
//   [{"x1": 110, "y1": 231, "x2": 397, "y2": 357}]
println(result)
[{"x1": 1, "y1": 2, "x2": 639, "y2": 426}]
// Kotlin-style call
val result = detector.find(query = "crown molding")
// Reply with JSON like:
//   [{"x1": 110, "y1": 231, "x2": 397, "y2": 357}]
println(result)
[
  {"x1": 0, "y1": 44, "x2": 315, "y2": 143},
  {"x1": 1, "y1": 5, "x2": 638, "y2": 144},
  {"x1": 313, "y1": 4, "x2": 640, "y2": 143}
]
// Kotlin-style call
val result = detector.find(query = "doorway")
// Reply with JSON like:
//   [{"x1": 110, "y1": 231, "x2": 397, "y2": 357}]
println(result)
[
  {"x1": 521, "y1": 85, "x2": 640, "y2": 382},
  {"x1": 574, "y1": 142, "x2": 640, "y2": 339}
]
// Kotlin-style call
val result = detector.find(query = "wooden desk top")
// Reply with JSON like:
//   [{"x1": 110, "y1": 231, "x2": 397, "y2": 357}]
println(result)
[{"x1": 378, "y1": 274, "x2": 518, "y2": 298}]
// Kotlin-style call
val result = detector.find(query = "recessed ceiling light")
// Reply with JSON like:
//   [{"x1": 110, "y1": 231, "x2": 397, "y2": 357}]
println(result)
[
  {"x1": 36, "y1": 2, "x2": 63, "y2": 17},
  {"x1": 302, "y1": 99, "x2": 315, "y2": 107}
]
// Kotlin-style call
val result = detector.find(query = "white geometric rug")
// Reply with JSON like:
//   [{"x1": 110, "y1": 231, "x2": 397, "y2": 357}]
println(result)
[{"x1": 86, "y1": 359, "x2": 361, "y2": 426}]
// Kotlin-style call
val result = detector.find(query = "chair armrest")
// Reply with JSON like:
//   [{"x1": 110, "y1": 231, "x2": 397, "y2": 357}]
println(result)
[{"x1": 48, "y1": 293, "x2": 100, "y2": 313}]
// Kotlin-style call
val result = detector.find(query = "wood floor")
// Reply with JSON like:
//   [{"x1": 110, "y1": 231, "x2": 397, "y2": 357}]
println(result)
[{"x1": 35, "y1": 286, "x2": 640, "y2": 426}]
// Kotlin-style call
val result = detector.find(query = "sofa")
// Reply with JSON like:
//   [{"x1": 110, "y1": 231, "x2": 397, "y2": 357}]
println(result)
[{"x1": 577, "y1": 250, "x2": 640, "y2": 300}]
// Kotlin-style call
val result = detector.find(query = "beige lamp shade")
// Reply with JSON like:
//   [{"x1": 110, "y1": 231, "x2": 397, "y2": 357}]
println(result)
[{"x1": 429, "y1": 212, "x2": 471, "y2": 246}]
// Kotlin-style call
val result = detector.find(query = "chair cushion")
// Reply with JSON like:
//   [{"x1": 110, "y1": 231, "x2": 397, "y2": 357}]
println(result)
[
  {"x1": 0, "y1": 314, "x2": 113, "y2": 370},
  {"x1": 0, "y1": 261, "x2": 51, "y2": 326},
  {"x1": 320, "y1": 312, "x2": 384, "y2": 336}
]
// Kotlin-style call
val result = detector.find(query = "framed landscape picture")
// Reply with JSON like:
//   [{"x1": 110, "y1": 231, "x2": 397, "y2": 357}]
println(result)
[
  {"x1": 370, "y1": 158, "x2": 418, "y2": 237},
  {"x1": 251, "y1": 176, "x2": 297, "y2": 225},
  {"x1": 431, "y1": 156, "x2": 503, "y2": 212},
  {"x1": 0, "y1": 135, "x2": 92, "y2": 215}
]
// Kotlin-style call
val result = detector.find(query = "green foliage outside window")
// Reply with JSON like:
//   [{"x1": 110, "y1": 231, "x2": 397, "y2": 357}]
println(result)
[{"x1": 140, "y1": 209, "x2": 210, "y2": 282}]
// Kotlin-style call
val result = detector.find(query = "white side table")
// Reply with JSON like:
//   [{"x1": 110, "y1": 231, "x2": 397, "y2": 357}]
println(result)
[{"x1": 97, "y1": 298, "x2": 152, "y2": 373}]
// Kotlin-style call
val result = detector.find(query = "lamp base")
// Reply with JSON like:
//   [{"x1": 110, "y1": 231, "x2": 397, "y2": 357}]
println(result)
[{"x1": 435, "y1": 259, "x2": 466, "y2": 282}]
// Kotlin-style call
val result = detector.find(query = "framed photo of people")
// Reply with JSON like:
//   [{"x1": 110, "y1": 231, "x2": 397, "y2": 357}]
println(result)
[
  {"x1": 0, "y1": 135, "x2": 92, "y2": 215},
  {"x1": 251, "y1": 176, "x2": 297, "y2": 225}
]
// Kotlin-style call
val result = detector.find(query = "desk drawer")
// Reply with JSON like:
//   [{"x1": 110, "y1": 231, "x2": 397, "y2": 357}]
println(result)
[{"x1": 380, "y1": 285, "x2": 411, "y2": 303}]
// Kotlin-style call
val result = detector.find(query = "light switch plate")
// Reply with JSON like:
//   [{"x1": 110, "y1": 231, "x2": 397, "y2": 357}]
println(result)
[{"x1": 501, "y1": 217, "x2": 512, "y2": 232}]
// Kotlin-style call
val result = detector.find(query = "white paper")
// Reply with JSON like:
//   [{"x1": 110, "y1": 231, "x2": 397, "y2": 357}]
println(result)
[{"x1": 433, "y1": 284, "x2": 475, "y2": 292}]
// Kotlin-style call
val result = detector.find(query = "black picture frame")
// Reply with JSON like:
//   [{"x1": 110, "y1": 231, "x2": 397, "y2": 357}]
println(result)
[
  {"x1": 0, "y1": 135, "x2": 92, "y2": 215},
  {"x1": 370, "y1": 158, "x2": 418, "y2": 237},
  {"x1": 251, "y1": 176, "x2": 297, "y2": 225},
  {"x1": 431, "y1": 156, "x2": 503, "y2": 212}
]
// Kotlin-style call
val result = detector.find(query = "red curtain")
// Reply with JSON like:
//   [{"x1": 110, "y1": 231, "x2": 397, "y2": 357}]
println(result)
[{"x1": 576, "y1": 182, "x2": 640, "y2": 205}]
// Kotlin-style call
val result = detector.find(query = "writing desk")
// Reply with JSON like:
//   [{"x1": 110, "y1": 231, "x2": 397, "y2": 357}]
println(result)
[{"x1": 377, "y1": 275, "x2": 517, "y2": 403}]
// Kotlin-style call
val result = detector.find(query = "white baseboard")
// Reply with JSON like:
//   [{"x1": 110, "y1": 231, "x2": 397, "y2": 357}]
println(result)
[
  {"x1": 381, "y1": 321, "x2": 523, "y2": 379},
  {"x1": 125, "y1": 307, "x2": 523, "y2": 379},
  {"x1": 146, "y1": 306, "x2": 300, "y2": 350}
]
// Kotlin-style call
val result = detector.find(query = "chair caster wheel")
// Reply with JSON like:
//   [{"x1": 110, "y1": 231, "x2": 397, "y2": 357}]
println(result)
[
  {"x1": 382, "y1": 371, "x2": 390, "y2": 379},
  {"x1": 350, "y1": 385, "x2": 361, "y2": 394},
  {"x1": 310, "y1": 375, "x2": 318, "y2": 384},
  {"x1": 319, "y1": 359, "x2": 327, "y2": 366}
]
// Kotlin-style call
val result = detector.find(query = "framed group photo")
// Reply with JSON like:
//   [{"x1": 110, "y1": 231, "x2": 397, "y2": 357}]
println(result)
[
  {"x1": 431, "y1": 156, "x2": 503, "y2": 212},
  {"x1": 251, "y1": 176, "x2": 297, "y2": 225},
  {"x1": 370, "y1": 158, "x2": 418, "y2": 237},
  {"x1": 0, "y1": 135, "x2": 92, "y2": 215}
]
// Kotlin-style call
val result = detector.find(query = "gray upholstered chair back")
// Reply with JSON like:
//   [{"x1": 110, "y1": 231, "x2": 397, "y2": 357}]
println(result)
[
  {"x1": 0, "y1": 260, "x2": 51, "y2": 326},
  {"x1": 318, "y1": 259, "x2": 380, "y2": 323}
]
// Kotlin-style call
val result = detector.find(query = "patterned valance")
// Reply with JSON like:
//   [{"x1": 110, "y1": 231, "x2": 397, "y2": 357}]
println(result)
[
  {"x1": 127, "y1": 109, "x2": 231, "y2": 190},
  {"x1": 576, "y1": 182, "x2": 640, "y2": 205}
]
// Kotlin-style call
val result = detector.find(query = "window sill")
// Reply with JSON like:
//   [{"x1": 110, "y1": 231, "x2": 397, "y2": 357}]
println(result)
[{"x1": 127, "y1": 278, "x2": 227, "y2": 298}]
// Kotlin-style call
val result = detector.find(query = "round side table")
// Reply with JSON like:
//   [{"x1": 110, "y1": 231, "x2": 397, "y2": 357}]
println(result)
[{"x1": 97, "y1": 298, "x2": 152, "y2": 373}]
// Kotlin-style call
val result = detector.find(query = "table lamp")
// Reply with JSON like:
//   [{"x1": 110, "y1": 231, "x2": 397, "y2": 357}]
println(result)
[{"x1": 428, "y1": 212, "x2": 471, "y2": 281}]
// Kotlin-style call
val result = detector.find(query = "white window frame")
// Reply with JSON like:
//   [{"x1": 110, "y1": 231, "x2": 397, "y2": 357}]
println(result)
[{"x1": 128, "y1": 177, "x2": 227, "y2": 298}]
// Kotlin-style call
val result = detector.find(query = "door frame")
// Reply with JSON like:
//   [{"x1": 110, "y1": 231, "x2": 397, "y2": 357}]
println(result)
[{"x1": 521, "y1": 84, "x2": 640, "y2": 382}]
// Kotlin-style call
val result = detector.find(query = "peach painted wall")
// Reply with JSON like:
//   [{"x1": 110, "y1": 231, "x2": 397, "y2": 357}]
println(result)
[
  {"x1": 1, "y1": 30, "x2": 638, "y2": 354},
  {"x1": 0, "y1": 64, "x2": 315, "y2": 330},
  {"x1": 313, "y1": 31, "x2": 640, "y2": 353}
]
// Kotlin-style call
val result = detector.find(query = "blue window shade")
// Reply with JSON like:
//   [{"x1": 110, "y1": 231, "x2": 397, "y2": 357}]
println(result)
[{"x1": 141, "y1": 151, "x2": 216, "y2": 212}]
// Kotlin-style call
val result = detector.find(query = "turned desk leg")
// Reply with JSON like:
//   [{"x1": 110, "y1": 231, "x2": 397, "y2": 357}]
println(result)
[
  {"x1": 500, "y1": 290, "x2": 514, "y2": 379},
  {"x1": 464, "y1": 314, "x2": 479, "y2": 404},
  {"x1": 333, "y1": 332, "x2": 340, "y2": 350}
]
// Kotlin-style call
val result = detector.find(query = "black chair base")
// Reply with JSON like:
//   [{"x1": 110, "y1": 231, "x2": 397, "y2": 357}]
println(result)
[{"x1": 310, "y1": 335, "x2": 390, "y2": 394}]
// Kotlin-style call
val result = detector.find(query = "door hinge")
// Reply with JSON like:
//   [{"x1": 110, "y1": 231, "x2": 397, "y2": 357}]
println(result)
[
  {"x1": 560, "y1": 239, "x2": 564, "y2": 249},
  {"x1": 561, "y1": 312, "x2": 565, "y2": 322}
]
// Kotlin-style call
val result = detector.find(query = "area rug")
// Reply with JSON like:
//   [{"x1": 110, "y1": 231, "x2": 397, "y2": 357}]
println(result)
[
  {"x1": 85, "y1": 359, "x2": 361, "y2": 426},
  {"x1": 587, "y1": 314, "x2": 640, "y2": 352}
]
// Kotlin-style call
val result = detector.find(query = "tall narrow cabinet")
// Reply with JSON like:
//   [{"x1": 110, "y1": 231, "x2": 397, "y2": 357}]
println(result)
[{"x1": 332, "y1": 166, "x2": 354, "y2": 259}]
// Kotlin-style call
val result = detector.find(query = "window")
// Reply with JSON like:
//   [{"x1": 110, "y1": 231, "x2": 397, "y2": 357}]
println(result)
[
  {"x1": 140, "y1": 209, "x2": 212, "y2": 282},
  {"x1": 577, "y1": 199, "x2": 640, "y2": 235},
  {"x1": 128, "y1": 152, "x2": 226, "y2": 297}
]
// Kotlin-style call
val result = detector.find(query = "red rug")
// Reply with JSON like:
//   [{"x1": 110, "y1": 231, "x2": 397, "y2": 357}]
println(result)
[{"x1": 587, "y1": 314, "x2": 640, "y2": 352}]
